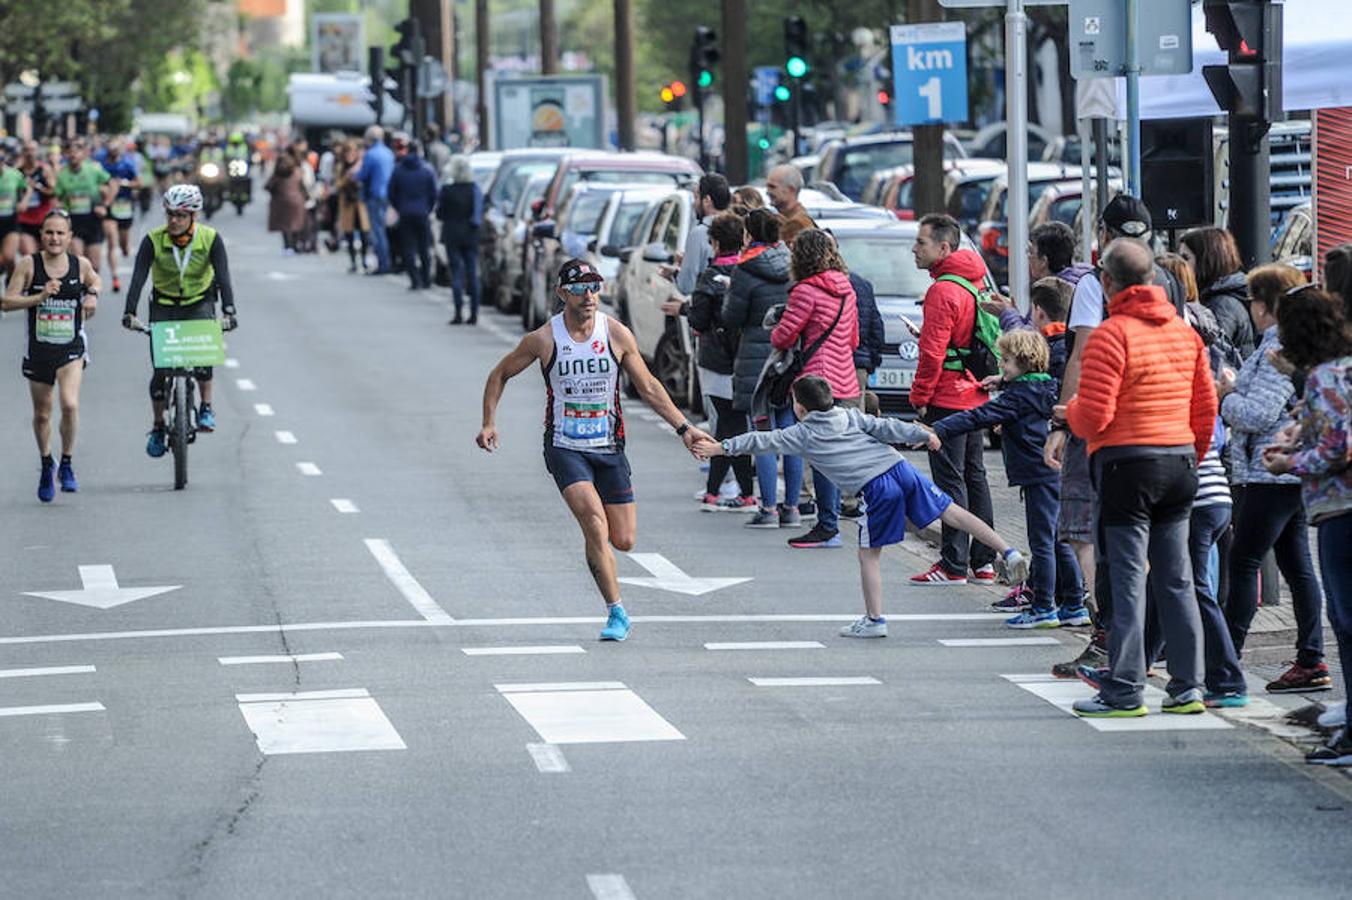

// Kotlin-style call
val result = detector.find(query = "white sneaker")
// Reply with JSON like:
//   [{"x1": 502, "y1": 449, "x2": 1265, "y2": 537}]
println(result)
[
  {"x1": 1318, "y1": 705, "x2": 1348, "y2": 729},
  {"x1": 839, "y1": 616, "x2": 887, "y2": 638}
]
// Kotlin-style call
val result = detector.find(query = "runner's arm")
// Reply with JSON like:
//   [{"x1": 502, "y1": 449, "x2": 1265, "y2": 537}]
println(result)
[
  {"x1": 477, "y1": 330, "x2": 549, "y2": 450},
  {"x1": 122, "y1": 235, "x2": 156, "y2": 320},
  {"x1": 209, "y1": 234, "x2": 236, "y2": 315},
  {"x1": 79, "y1": 255, "x2": 101, "y2": 319},
  {"x1": 1, "y1": 256, "x2": 38, "y2": 311},
  {"x1": 610, "y1": 319, "x2": 712, "y2": 450}
]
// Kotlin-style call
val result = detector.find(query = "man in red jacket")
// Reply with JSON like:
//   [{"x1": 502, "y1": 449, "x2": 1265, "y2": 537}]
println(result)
[
  {"x1": 1061, "y1": 238, "x2": 1218, "y2": 718},
  {"x1": 909, "y1": 213, "x2": 995, "y2": 585}
]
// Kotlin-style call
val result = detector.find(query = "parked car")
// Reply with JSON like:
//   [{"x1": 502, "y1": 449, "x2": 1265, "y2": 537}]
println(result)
[
  {"x1": 861, "y1": 166, "x2": 908, "y2": 208},
  {"x1": 480, "y1": 149, "x2": 580, "y2": 313},
  {"x1": 815, "y1": 131, "x2": 967, "y2": 201},
  {"x1": 975, "y1": 163, "x2": 1085, "y2": 288},
  {"x1": 749, "y1": 186, "x2": 895, "y2": 223},
  {"x1": 1028, "y1": 179, "x2": 1091, "y2": 230},
  {"x1": 492, "y1": 171, "x2": 554, "y2": 313},
  {"x1": 523, "y1": 182, "x2": 658, "y2": 330},
  {"x1": 790, "y1": 154, "x2": 821, "y2": 183},
  {"x1": 591, "y1": 187, "x2": 671, "y2": 313},
  {"x1": 468, "y1": 151, "x2": 502, "y2": 192},
  {"x1": 827, "y1": 219, "x2": 992, "y2": 418},
  {"x1": 964, "y1": 121, "x2": 1055, "y2": 162},
  {"x1": 941, "y1": 158, "x2": 1010, "y2": 235}
]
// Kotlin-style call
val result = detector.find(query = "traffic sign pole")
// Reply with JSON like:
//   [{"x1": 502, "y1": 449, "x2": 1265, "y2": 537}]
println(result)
[
  {"x1": 1006, "y1": 0, "x2": 1030, "y2": 311},
  {"x1": 1125, "y1": 0, "x2": 1141, "y2": 195}
]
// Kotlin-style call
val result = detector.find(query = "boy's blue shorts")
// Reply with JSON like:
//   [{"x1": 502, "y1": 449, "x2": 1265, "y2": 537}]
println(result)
[{"x1": 858, "y1": 459, "x2": 952, "y2": 549}]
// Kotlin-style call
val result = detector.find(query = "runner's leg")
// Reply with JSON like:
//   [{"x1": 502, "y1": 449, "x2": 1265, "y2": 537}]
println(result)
[
  {"x1": 55, "y1": 360, "x2": 83, "y2": 457},
  {"x1": 29, "y1": 380, "x2": 54, "y2": 457},
  {"x1": 604, "y1": 502, "x2": 636, "y2": 553},
  {"x1": 561, "y1": 482, "x2": 623, "y2": 606},
  {"x1": 103, "y1": 219, "x2": 119, "y2": 280}
]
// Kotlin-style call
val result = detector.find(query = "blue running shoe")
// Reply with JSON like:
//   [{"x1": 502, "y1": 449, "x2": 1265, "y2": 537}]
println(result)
[
  {"x1": 1204, "y1": 691, "x2": 1249, "y2": 708},
  {"x1": 57, "y1": 460, "x2": 78, "y2": 492},
  {"x1": 1006, "y1": 607, "x2": 1060, "y2": 629},
  {"x1": 146, "y1": 427, "x2": 168, "y2": 458},
  {"x1": 197, "y1": 405, "x2": 216, "y2": 432},
  {"x1": 37, "y1": 462, "x2": 56, "y2": 503},
  {"x1": 1076, "y1": 665, "x2": 1110, "y2": 691},
  {"x1": 600, "y1": 604, "x2": 630, "y2": 641},
  {"x1": 1057, "y1": 605, "x2": 1092, "y2": 627}
]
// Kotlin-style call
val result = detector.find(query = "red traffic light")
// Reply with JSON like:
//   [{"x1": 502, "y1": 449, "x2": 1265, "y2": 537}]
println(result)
[
  {"x1": 877, "y1": 89, "x2": 891, "y2": 105},
  {"x1": 671, "y1": 80, "x2": 687, "y2": 98}
]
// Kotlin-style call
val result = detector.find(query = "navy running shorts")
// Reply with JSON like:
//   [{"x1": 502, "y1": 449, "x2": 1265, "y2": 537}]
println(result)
[
  {"x1": 543, "y1": 444, "x2": 634, "y2": 505},
  {"x1": 858, "y1": 459, "x2": 951, "y2": 549}
]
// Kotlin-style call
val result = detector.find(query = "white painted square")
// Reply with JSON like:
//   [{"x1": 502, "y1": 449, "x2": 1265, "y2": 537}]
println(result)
[
  {"x1": 235, "y1": 378, "x2": 257, "y2": 391},
  {"x1": 1002, "y1": 674, "x2": 1233, "y2": 732},
  {"x1": 254, "y1": 403, "x2": 274, "y2": 416},
  {"x1": 296, "y1": 462, "x2": 322, "y2": 476},
  {"x1": 224, "y1": 358, "x2": 240, "y2": 369},
  {"x1": 497, "y1": 682, "x2": 684, "y2": 745},
  {"x1": 274, "y1": 430, "x2": 297, "y2": 445},
  {"x1": 330, "y1": 498, "x2": 359, "y2": 513},
  {"x1": 237, "y1": 688, "x2": 406, "y2": 754}
]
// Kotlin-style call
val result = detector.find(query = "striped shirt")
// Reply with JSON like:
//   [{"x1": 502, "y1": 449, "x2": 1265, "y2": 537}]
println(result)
[{"x1": 1195, "y1": 445, "x2": 1232, "y2": 508}]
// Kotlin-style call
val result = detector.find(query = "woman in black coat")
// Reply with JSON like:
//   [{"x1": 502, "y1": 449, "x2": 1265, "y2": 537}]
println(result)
[
  {"x1": 1181, "y1": 227, "x2": 1256, "y2": 359},
  {"x1": 720, "y1": 208, "x2": 797, "y2": 527},
  {"x1": 436, "y1": 155, "x2": 483, "y2": 324}
]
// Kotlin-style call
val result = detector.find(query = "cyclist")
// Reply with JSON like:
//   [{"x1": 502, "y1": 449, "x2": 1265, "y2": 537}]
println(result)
[
  {"x1": 54, "y1": 138, "x2": 111, "y2": 277},
  {"x1": 1, "y1": 209, "x2": 101, "y2": 502},
  {"x1": 476, "y1": 260, "x2": 712, "y2": 642},
  {"x1": 121, "y1": 184, "x2": 237, "y2": 457},
  {"x1": 101, "y1": 140, "x2": 141, "y2": 293}
]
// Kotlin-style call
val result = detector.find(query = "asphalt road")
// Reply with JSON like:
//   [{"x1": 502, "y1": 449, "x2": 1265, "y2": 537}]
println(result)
[{"x1": 1, "y1": 203, "x2": 1349, "y2": 899}]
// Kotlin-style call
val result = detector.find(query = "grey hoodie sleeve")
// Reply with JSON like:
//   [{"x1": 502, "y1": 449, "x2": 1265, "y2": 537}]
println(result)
[
  {"x1": 1221, "y1": 354, "x2": 1294, "y2": 435},
  {"x1": 854, "y1": 411, "x2": 930, "y2": 445},
  {"x1": 722, "y1": 422, "x2": 814, "y2": 459}
]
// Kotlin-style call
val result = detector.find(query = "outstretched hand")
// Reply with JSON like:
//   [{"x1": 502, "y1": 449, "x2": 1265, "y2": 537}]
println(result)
[
  {"x1": 476, "y1": 426, "x2": 500, "y2": 453},
  {"x1": 681, "y1": 426, "x2": 714, "y2": 459},
  {"x1": 691, "y1": 436, "x2": 723, "y2": 460}
]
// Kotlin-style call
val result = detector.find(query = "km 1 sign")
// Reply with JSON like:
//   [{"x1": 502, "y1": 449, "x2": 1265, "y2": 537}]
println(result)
[{"x1": 890, "y1": 22, "x2": 968, "y2": 126}]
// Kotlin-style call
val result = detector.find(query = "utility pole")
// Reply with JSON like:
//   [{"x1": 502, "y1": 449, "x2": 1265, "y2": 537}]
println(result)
[
  {"x1": 908, "y1": 0, "x2": 946, "y2": 216},
  {"x1": 721, "y1": 0, "x2": 749, "y2": 183},
  {"x1": 476, "y1": 0, "x2": 490, "y2": 149},
  {"x1": 540, "y1": 0, "x2": 559, "y2": 75},
  {"x1": 440, "y1": 0, "x2": 455, "y2": 134},
  {"x1": 614, "y1": 0, "x2": 637, "y2": 151}
]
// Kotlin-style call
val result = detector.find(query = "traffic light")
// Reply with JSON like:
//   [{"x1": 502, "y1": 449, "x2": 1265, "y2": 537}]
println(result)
[
  {"x1": 784, "y1": 17, "x2": 809, "y2": 79},
  {"x1": 1202, "y1": 0, "x2": 1283, "y2": 121},
  {"x1": 660, "y1": 82, "x2": 686, "y2": 111},
  {"x1": 691, "y1": 26, "x2": 719, "y2": 93},
  {"x1": 774, "y1": 85, "x2": 791, "y2": 103},
  {"x1": 875, "y1": 64, "x2": 893, "y2": 113},
  {"x1": 392, "y1": 17, "x2": 422, "y2": 67}
]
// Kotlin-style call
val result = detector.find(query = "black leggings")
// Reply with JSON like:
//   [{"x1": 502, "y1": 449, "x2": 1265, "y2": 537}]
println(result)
[
  {"x1": 705, "y1": 395, "x2": 754, "y2": 497},
  {"x1": 345, "y1": 230, "x2": 368, "y2": 266}
]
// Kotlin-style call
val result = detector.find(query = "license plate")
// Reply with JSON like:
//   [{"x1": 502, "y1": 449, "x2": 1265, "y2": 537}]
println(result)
[{"x1": 868, "y1": 368, "x2": 914, "y2": 390}]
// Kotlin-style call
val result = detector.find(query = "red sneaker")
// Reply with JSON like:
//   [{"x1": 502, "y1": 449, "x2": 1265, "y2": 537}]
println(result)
[
  {"x1": 1266, "y1": 662, "x2": 1333, "y2": 693},
  {"x1": 971, "y1": 564, "x2": 997, "y2": 583},
  {"x1": 909, "y1": 562, "x2": 968, "y2": 586}
]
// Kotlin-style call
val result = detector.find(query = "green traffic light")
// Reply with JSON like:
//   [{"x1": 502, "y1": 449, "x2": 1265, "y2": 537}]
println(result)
[
  {"x1": 786, "y1": 56, "x2": 808, "y2": 79},
  {"x1": 697, "y1": 70, "x2": 713, "y2": 89},
  {"x1": 758, "y1": 138, "x2": 771, "y2": 150},
  {"x1": 774, "y1": 85, "x2": 791, "y2": 102}
]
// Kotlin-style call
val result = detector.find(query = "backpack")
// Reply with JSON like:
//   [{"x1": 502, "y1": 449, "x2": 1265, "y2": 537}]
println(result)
[{"x1": 936, "y1": 273, "x2": 1002, "y2": 381}]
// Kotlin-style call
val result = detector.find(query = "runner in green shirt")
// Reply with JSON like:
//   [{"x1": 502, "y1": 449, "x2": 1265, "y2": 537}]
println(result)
[
  {"x1": 55, "y1": 139, "x2": 111, "y2": 277},
  {"x1": 0, "y1": 162, "x2": 29, "y2": 277}
]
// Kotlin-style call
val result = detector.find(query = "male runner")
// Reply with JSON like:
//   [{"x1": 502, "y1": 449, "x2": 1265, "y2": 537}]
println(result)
[
  {"x1": 55, "y1": 139, "x2": 111, "y2": 276},
  {"x1": 122, "y1": 185, "x2": 237, "y2": 456},
  {"x1": 477, "y1": 259, "x2": 713, "y2": 641},
  {"x1": 2, "y1": 210, "x2": 101, "y2": 502},
  {"x1": 101, "y1": 140, "x2": 141, "y2": 292},
  {"x1": 0, "y1": 148, "x2": 29, "y2": 276}
]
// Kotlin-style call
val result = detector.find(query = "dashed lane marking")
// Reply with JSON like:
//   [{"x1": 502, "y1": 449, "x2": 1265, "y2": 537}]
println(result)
[
  {"x1": 0, "y1": 702, "x2": 105, "y2": 718},
  {"x1": 275, "y1": 430, "x2": 297, "y2": 444},
  {"x1": 587, "y1": 874, "x2": 637, "y2": 900},
  {"x1": 218, "y1": 653, "x2": 343, "y2": 666},
  {"x1": 0, "y1": 665, "x2": 96, "y2": 679},
  {"x1": 527, "y1": 742, "x2": 571, "y2": 773},
  {"x1": 462, "y1": 645, "x2": 586, "y2": 656},
  {"x1": 254, "y1": 403, "x2": 274, "y2": 416},
  {"x1": 296, "y1": 462, "x2": 322, "y2": 476},
  {"x1": 330, "y1": 499, "x2": 359, "y2": 513},
  {"x1": 235, "y1": 378, "x2": 257, "y2": 391},
  {"x1": 704, "y1": 641, "x2": 825, "y2": 651},
  {"x1": 223, "y1": 358, "x2": 239, "y2": 369},
  {"x1": 363, "y1": 539, "x2": 454, "y2": 623},
  {"x1": 938, "y1": 637, "x2": 1062, "y2": 647}
]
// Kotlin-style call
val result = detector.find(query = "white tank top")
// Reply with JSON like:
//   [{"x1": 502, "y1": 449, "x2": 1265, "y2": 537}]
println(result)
[{"x1": 544, "y1": 312, "x2": 624, "y2": 452}]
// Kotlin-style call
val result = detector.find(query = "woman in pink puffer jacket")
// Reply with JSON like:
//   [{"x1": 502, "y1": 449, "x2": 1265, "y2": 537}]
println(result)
[{"x1": 770, "y1": 228, "x2": 860, "y2": 546}]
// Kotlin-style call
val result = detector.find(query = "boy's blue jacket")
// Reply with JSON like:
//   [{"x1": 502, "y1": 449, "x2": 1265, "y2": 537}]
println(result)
[{"x1": 931, "y1": 376, "x2": 1059, "y2": 486}]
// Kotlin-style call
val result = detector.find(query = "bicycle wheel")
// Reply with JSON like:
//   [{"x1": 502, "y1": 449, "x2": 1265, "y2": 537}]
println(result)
[{"x1": 172, "y1": 376, "x2": 189, "y2": 490}]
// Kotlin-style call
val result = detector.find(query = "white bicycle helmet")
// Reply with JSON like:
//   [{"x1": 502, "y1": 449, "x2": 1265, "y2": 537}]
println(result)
[{"x1": 163, "y1": 184, "x2": 203, "y2": 212}]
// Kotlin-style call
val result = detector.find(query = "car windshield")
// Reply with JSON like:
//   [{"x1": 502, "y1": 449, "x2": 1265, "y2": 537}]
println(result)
[
  {"x1": 838, "y1": 144, "x2": 914, "y2": 200},
  {"x1": 1048, "y1": 195, "x2": 1081, "y2": 226},
  {"x1": 950, "y1": 180, "x2": 996, "y2": 223},
  {"x1": 607, "y1": 200, "x2": 653, "y2": 247},
  {"x1": 514, "y1": 177, "x2": 550, "y2": 216},
  {"x1": 1001, "y1": 178, "x2": 1070, "y2": 219},
  {"x1": 471, "y1": 163, "x2": 498, "y2": 192},
  {"x1": 834, "y1": 236, "x2": 932, "y2": 298},
  {"x1": 564, "y1": 191, "x2": 614, "y2": 234},
  {"x1": 561, "y1": 168, "x2": 686, "y2": 197},
  {"x1": 492, "y1": 161, "x2": 557, "y2": 209}
]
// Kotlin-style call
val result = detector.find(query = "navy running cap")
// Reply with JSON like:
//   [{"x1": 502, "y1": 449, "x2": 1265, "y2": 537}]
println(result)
[{"x1": 558, "y1": 258, "x2": 604, "y2": 285}]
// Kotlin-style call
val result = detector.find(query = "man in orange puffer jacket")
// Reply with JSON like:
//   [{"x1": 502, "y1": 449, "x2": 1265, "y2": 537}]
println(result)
[{"x1": 1062, "y1": 238, "x2": 1218, "y2": 719}]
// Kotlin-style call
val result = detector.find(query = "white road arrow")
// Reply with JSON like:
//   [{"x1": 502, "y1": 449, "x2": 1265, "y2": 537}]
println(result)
[
  {"x1": 618, "y1": 553, "x2": 751, "y2": 597},
  {"x1": 23, "y1": 565, "x2": 182, "y2": 610}
]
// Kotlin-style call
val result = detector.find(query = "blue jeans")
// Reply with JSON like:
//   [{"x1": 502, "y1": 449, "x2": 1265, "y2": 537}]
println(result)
[
  {"x1": 1316, "y1": 513, "x2": 1352, "y2": 727},
  {"x1": 754, "y1": 404, "x2": 802, "y2": 511},
  {"x1": 1023, "y1": 482, "x2": 1080, "y2": 610},
  {"x1": 398, "y1": 214, "x2": 433, "y2": 288},
  {"x1": 447, "y1": 240, "x2": 479, "y2": 317},
  {"x1": 365, "y1": 197, "x2": 391, "y2": 272}
]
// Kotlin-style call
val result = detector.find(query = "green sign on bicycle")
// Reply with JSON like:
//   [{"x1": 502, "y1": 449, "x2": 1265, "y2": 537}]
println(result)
[{"x1": 150, "y1": 320, "x2": 226, "y2": 368}]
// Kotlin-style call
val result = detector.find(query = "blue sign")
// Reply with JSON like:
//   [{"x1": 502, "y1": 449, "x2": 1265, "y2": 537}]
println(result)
[
  {"x1": 890, "y1": 22, "x2": 968, "y2": 126},
  {"x1": 752, "y1": 66, "x2": 780, "y2": 108}
]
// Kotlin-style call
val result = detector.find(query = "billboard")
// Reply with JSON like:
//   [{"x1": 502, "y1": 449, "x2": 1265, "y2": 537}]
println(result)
[
  {"x1": 313, "y1": 13, "x2": 365, "y2": 74},
  {"x1": 492, "y1": 76, "x2": 607, "y2": 151},
  {"x1": 1314, "y1": 107, "x2": 1352, "y2": 284}
]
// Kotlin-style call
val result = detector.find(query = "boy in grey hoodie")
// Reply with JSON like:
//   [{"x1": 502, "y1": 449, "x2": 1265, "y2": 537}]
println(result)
[{"x1": 698, "y1": 376, "x2": 1029, "y2": 637}]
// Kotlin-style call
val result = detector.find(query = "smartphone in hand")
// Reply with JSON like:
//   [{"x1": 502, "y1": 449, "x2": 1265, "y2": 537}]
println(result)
[{"x1": 900, "y1": 315, "x2": 921, "y2": 338}]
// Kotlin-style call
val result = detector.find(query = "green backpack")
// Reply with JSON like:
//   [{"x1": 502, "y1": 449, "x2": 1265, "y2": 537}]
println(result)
[{"x1": 936, "y1": 273, "x2": 1003, "y2": 381}]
